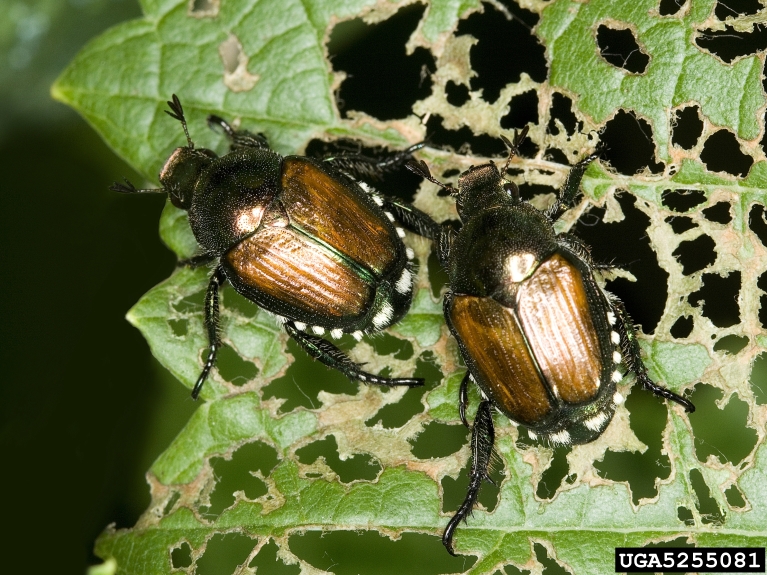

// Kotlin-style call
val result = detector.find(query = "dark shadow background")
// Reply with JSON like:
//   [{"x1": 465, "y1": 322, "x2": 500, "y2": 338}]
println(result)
[{"x1": 0, "y1": 1, "x2": 195, "y2": 572}]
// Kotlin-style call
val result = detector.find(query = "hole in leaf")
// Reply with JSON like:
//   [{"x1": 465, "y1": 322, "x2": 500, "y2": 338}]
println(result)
[
  {"x1": 627, "y1": 537, "x2": 695, "y2": 575},
  {"x1": 689, "y1": 468, "x2": 725, "y2": 525},
  {"x1": 289, "y1": 531, "x2": 475, "y2": 574},
  {"x1": 428, "y1": 246, "x2": 450, "y2": 298},
  {"x1": 206, "y1": 441, "x2": 279, "y2": 517},
  {"x1": 366, "y1": 353, "x2": 442, "y2": 428},
  {"x1": 748, "y1": 203, "x2": 767, "y2": 247},
  {"x1": 533, "y1": 543, "x2": 569, "y2": 575},
  {"x1": 661, "y1": 189, "x2": 706, "y2": 212},
  {"x1": 504, "y1": 564, "x2": 531, "y2": 575},
  {"x1": 536, "y1": 446, "x2": 571, "y2": 500},
  {"x1": 197, "y1": 532, "x2": 256, "y2": 575},
  {"x1": 595, "y1": 387, "x2": 670, "y2": 504},
  {"x1": 696, "y1": 23, "x2": 767, "y2": 64},
  {"x1": 715, "y1": 0, "x2": 763, "y2": 17},
  {"x1": 163, "y1": 491, "x2": 181, "y2": 516},
  {"x1": 665, "y1": 215, "x2": 698, "y2": 234},
  {"x1": 677, "y1": 505, "x2": 695, "y2": 526},
  {"x1": 573, "y1": 193, "x2": 668, "y2": 334},
  {"x1": 688, "y1": 385, "x2": 757, "y2": 465},
  {"x1": 172, "y1": 289, "x2": 205, "y2": 314},
  {"x1": 501, "y1": 90, "x2": 539, "y2": 130},
  {"x1": 547, "y1": 92, "x2": 580, "y2": 136},
  {"x1": 724, "y1": 484, "x2": 747, "y2": 509},
  {"x1": 304, "y1": 138, "x2": 424, "y2": 203},
  {"x1": 518, "y1": 182, "x2": 557, "y2": 205},
  {"x1": 544, "y1": 148, "x2": 570, "y2": 166},
  {"x1": 328, "y1": 4, "x2": 434, "y2": 120},
  {"x1": 168, "y1": 318, "x2": 188, "y2": 337},
  {"x1": 702, "y1": 201, "x2": 732, "y2": 224},
  {"x1": 445, "y1": 81, "x2": 470, "y2": 107},
  {"x1": 215, "y1": 344, "x2": 258, "y2": 386},
  {"x1": 713, "y1": 334, "x2": 748, "y2": 355},
  {"x1": 672, "y1": 233, "x2": 717, "y2": 275},
  {"x1": 191, "y1": 0, "x2": 218, "y2": 16},
  {"x1": 750, "y1": 353, "x2": 767, "y2": 405},
  {"x1": 296, "y1": 435, "x2": 381, "y2": 482},
  {"x1": 600, "y1": 110, "x2": 664, "y2": 175},
  {"x1": 263, "y1": 338, "x2": 359, "y2": 413},
  {"x1": 441, "y1": 451, "x2": 502, "y2": 514},
  {"x1": 171, "y1": 541, "x2": 193, "y2": 569},
  {"x1": 700, "y1": 129, "x2": 753, "y2": 177},
  {"x1": 688, "y1": 272, "x2": 741, "y2": 327},
  {"x1": 670, "y1": 315, "x2": 693, "y2": 338},
  {"x1": 410, "y1": 422, "x2": 469, "y2": 459},
  {"x1": 249, "y1": 539, "x2": 300, "y2": 574},
  {"x1": 596, "y1": 25, "x2": 650, "y2": 73},
  {"x1": 671, "y1": 106, "x2": 703, "y2": 149},
  {"x1": 425, "y1": 115, "x2": 509, "y2": 157},
  {"x1": 457, "y1": 1, "x2": 546, "y2": 103},
  {"x1": 659, "y1": 0, "x2": 686, "y2": 16},
  {"x1": 368, "y1": 332, "x2": 414, "y2": 360}
]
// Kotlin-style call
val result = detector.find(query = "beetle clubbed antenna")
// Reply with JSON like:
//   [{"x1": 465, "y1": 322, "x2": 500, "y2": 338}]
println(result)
[
  {"x1": 165, "y1": 94, "x2": 194, "y2": 149},
  {"x1": 500, "y1": 125, "x2": 529, "y2": 178},
  {"x1": 406, "y1": 159, "x2": 457, "y2": 195},
  {"x1": 109, "y1": 177, "x2": 165, "y2": 195}
]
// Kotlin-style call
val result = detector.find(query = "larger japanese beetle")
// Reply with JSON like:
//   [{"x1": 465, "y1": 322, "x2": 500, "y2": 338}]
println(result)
[
  {"x1": 408, "y1": 128, "x2": 695, "y2": 555},
  {"x1": 113, "y1": 95, "x2": 440, "y2": 398}
]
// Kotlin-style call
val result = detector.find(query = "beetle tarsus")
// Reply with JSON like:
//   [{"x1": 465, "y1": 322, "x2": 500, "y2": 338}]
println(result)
[
  {"x1": 325, "y1": 142, "x2": 426, "y2": 181},
  {"x1": 192, "y1": 266, "x2": 226, "y2": 399},
  {"x1": 443, "y1": 400, "x2": 495, "y2": 555},
  {"x1": 206, "y1": 114, "x2": 269, "y2": 150},
  {"x1": 285, "y1": 322, "x2": 424, "y2": 388}
]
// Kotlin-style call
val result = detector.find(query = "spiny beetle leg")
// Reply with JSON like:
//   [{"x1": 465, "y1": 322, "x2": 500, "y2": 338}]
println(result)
[
  {"x1": 443, "y1": 400, "x2": 495, "y2": 556},
  {"x1": 285, "y1": 322, "x2": 423, "y2": 388},
  {"x1": 192, "y1": 266, "x2": 226, "y2": 399},
  {"x1": 608, "y1": 294, "x2": 695, "y2": 413}
]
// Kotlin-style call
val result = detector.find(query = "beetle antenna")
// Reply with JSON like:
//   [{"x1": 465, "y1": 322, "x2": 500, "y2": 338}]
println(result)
[
  {"x1": 500, "y1": 125, "x2": 529, "y2": 177},
  {"x1": 406, "y1": 159, "x2": 457, "y2": 195},
  {"x1": 109, "y1": 178, "x2": 166, "y2": 195},
  {"x1": 165, "y1": 94, "x2": 195, "y2": 149}
]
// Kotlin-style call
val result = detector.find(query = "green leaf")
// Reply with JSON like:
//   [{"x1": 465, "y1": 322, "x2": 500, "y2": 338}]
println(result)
[{"x1": 56, "y1": 0, "x2": 766, "y2": 573}]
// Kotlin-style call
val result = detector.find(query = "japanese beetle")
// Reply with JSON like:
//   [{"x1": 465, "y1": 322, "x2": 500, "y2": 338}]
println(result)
[
  {"x1": 113, "y1": 95, "x2": 440, "y2": 398},
  {"x1": 408, "y1": 128, "x2": 695, "y2": 555}
]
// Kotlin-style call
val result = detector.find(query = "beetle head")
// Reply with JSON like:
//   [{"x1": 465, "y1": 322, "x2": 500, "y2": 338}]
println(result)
[{"x1": 159, "y1": 146, "x2": 217, "y2": 210}]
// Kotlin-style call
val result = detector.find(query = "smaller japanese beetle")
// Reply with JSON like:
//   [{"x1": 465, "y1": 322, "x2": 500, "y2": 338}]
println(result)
[
  {"x1": 408, "y1": 128, "x2": 695, "y2": 556},
  {"x1": 113, "y1": 95, "x2": 440, "y2": 399}
]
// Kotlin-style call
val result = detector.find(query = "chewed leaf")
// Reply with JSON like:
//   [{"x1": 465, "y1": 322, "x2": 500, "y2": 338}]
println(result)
[{"x1": 56, "y1": 0, "x2": 766, "y2": 573}]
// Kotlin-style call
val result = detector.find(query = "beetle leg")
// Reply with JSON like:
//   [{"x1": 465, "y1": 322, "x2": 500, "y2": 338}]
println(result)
[
  {"x1": 546, "y1": 151, "x2": 601, "y2": 222},
  {"x1": 178, "y1": 253, "x2": 217, "y2": 269},
  {"x1": 380, "y1": 196, "x2": 443, "y2": 239},
  {"x1": 607, "y1": 294, "x2": 696, "y2": 413},
  {"x1": 191, "y1": 266, "x2": 227, "y2": 399},
  {"x1": 458, "y1": 371, "x2": 471, "y2": 428},
  {"x1": 206, "y1": 114, "x2": 270, "y2": 150},
  {"x1": 323, "y1": 142, "x2": 426, "y2": 181},
  {"x1": 284, "y1": 322, "x2": 424, "y2": 388},
  {"x1": 443, "y1": 400, "x2": 495, "y2": 556}
]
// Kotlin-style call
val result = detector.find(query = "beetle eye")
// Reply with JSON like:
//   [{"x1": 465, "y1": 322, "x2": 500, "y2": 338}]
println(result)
[{"x1": 504, "y1": 182, "x2": 520, "y2": 201}]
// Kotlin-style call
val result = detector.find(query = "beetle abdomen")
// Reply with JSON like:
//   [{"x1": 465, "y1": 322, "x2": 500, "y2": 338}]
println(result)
[
  {"x1": 225, "y1": 225, "x2": 374, "y2": 319},
  {"x1": 448, "y1": 253, "x2": 610, "y2": 430}
]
